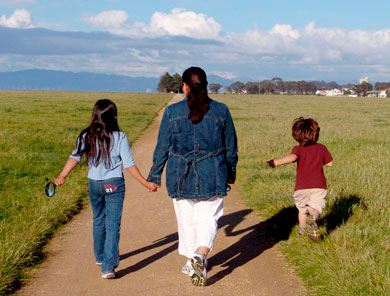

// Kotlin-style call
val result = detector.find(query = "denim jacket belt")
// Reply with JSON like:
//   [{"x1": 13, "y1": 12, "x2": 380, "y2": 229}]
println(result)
[{"x1": 169, "y1": 147, "x2": 225, "y2": 193}]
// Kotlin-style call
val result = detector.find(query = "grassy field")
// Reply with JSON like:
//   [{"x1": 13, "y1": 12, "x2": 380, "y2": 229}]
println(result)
[
  {"x1": 0, "y1": 91, "x2": 172, "y2": 295},
  {"x1": 212, "y1": 93, "x2": 390, "y2": 295},
  {"x1": 1, "y1": 91, "x2": 389, "y2": 295}
]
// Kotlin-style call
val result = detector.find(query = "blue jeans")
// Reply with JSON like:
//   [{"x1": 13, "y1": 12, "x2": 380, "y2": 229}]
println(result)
[{"x1": 88, "y1": 177, "x2": 125, "y2": 273}]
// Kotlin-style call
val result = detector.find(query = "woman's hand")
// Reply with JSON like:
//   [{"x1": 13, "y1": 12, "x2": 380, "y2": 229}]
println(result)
[{"x1": 146, "y1": 182, "x2": 160, "y2": 192}]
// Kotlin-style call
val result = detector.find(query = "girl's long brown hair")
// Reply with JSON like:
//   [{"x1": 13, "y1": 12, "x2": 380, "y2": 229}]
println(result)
[
  {"x1": 73, "y1": 99, "x2": 120, "y2": 168},
  {"x1": 182, "y1": 67, "x2": 210, "y2": 124}
]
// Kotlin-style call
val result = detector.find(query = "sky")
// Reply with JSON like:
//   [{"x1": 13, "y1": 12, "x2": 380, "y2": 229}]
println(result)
[{"x1": 1, "y1": 0, "x2": 390, "y2": 83}]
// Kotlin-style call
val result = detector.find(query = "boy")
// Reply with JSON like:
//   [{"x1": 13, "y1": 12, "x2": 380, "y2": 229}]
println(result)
[{"x1": 267, "y1": 117, "x2": 333, "y2": 241}]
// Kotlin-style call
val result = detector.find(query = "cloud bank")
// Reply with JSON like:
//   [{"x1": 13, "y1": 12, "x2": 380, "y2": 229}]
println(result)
[{"x1": 1, "y1": 8, "x2": 390, "y2": 82}]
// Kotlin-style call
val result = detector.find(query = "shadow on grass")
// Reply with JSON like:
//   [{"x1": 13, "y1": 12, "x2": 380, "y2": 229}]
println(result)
[
  {"x1": 207, "y1": 206, "x2": 298, "y2": 285},
  {"x1": 320, "y1": 194, "x2": 365, "y2": 235}
]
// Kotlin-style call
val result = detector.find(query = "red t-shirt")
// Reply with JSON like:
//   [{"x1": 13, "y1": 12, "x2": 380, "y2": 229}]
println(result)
[{"x1": 291, "y1": 143, "x2": 333, "y2": 190}]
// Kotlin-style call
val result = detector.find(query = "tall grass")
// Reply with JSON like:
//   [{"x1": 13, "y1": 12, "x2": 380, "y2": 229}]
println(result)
[
  {"x1": 0, "y1": 91, "x2": 171, "y2": 295},
  {"x1": 213, "y1": 94, "x2": 390, "y2": 295}
]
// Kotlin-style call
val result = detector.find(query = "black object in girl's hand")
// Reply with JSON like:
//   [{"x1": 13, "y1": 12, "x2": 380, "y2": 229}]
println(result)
[{"x1": 45, "y1": 182, "x2": 56, "y2": 197}]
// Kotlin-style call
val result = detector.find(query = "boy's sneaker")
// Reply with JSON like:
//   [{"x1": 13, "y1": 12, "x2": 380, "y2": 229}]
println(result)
[
  {"x1": 298, "y1": 226, "x2": 307, "y2": 236},
  {"x1": 191, "y1": 253, "x2": 207, "y2": 286},
  {"x1": 96, "y1": 262, "x2": 102, "y2": 266},
  {"x1": 182, "y1": 261, "x2": 194, "y2": 276},
  {"x1": 306, "y1": 214, "x2": 320, "y2": 241},
  {"x1": 306, "y1": 214, "x2": 317, "y2": 225},
  {"x1": 307, "y1": 223, "x2": 320, "y2": 241},
  {"x1": 101, "y1": 271, "x2": 115, "y2": 279}
]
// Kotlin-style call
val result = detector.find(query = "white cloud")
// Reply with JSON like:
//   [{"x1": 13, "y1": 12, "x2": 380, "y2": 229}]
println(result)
[
  {"x1": 82, "y1": 8, "x2": 222, "y2": 40},
  {"x1": 0, "y1": 9, "x2": 35, "y2": 28},
  {"x1": 225, "y1": 21, "x2": 390, "y2": 66},
  {"x1": 270, "y1": 24, "x2": 300, "y2": 39},
  {"x1": 211, "y1": 71, "x2": 237, "y2": 79},
  {"x1": 81, "y1": 10, "x2": 128, "y2": 29},
  {"x1": 147, "y1": 8, "x2": 222, "y2": 39}
]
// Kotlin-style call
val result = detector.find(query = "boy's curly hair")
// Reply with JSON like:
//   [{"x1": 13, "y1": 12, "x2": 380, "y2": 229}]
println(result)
[{"x1": 292, "y1": 117, "x2": 320, "y2": 146}]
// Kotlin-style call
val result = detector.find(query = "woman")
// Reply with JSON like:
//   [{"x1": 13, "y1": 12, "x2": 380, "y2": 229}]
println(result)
[{"x1": 148, "y1": 67, "x2": 238, "y2": 286}]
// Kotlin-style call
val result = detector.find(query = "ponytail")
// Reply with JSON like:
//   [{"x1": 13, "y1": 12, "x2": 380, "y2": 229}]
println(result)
[{"x1": 182, "y1": 67, "x2": 210, "y2": 124}]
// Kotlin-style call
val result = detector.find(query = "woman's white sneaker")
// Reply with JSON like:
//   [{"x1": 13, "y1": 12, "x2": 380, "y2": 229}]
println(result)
[
  {"x1": 182, "y1": 261, "x2": 195, "y2": 276},
  {"x1": 191, "y1": 253, "x2": 207, "y2": 286}
]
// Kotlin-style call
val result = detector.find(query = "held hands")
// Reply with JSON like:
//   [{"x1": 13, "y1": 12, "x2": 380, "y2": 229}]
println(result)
[{"x1": 146, "y1": 181, "x2": 160, "y2": 192}]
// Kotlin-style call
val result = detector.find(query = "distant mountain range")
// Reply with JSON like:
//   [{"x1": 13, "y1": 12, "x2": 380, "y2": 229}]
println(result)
[{"x1": 0, "y1": 69, "x2": 235, "y2": 92}]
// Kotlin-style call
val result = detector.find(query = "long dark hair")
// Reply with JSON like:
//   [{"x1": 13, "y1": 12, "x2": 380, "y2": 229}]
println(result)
[
  {"x1": 73, "y1": 99, "x2": 120, "y2": 167},
  {"x1": 182, "y1": 67, "x2": 210, "y2": 124}
]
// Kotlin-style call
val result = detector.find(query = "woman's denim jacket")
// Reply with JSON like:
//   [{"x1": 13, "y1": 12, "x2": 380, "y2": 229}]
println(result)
[{"x1": 148, "y1": 98, "x2": 238, "y2": 199}]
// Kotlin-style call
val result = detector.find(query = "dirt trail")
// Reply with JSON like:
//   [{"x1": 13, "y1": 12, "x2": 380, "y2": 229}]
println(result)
[{"x1": 17, "y1": 94, "x2": 305, "y2": 296}]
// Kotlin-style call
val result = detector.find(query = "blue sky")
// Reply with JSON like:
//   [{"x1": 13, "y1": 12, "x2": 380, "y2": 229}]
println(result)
[{"x1": 1, "y1": 0, "x2": 390, "y2": 83}]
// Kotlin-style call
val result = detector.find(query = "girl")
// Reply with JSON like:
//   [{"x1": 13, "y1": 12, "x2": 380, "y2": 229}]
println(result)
[
  {"x1": 147, "y1": 67, "x2": 238, "y2": 286},
  {"x1": 55, "y1": 99, "x2": 158, "y2": 279}
]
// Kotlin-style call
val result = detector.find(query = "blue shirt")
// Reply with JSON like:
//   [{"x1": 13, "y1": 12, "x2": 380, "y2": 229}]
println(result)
[{"x1": 69, "y1": 131, "x2": 135, "y2": 180}]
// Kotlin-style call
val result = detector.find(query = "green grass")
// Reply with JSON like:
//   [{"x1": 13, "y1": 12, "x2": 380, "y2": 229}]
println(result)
[
  {"x1": 213, "y1": 94, "x2": 390, "y2": 295},
  {"x1": 0, "y1": 91, "x2": 172, "y2": 295}
]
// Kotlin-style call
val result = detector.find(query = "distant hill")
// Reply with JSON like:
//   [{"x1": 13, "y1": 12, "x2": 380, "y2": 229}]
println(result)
[
  {"x1": 0, "y1": 69, "x2": 160, "y2": 92},
  {"x1": 0, "y1": 69, "x2": 237, "y2": 93}
]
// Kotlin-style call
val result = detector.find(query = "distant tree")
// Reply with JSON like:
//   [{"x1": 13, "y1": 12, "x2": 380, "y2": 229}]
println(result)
[
  {"x1": 304, "y1": 82, "x2": 317, "y2": 94},
  {"x1": 353, "y1": 82, "x2": 373, "y2": 97},
  {"x1": 375, "y1": 82, "x2": 390, "y2": 90},
  {"x1": 245, "y1": 82, "x2": 260, "y2": 94},
  {"x1": 387, "y1": 90, "x2": 390, "y2": 98},
  {"x1": 261, "y1": 80, "x2": 274, "y2": 94},
  {"x1": 209, "y1": 83, "x2": 222, "y2": 94},
  {"x1": 171, "y1": 73, "x2": 182, "y2": 93},
  {"x1": 327, "y1": 81, "x2": 340, "y2": 89},
  {"x1": 344, "y1": 90, "x2": 352, "y2": 95},
  {"x1": 157, "y1": 72, "x2": 182, "y2": 93},
  {"x1": 225, "y1": 86, "x2": 233, "y2": 93},
  {"x1": 230, "y1": 81, "x2": 245, "y2": 94},
  {"x1": 271, "y1": 77, "x2": 285, "y2": 93},
  {"x1": 158, "y1": 72, "x2": 173, "y2": 93}
]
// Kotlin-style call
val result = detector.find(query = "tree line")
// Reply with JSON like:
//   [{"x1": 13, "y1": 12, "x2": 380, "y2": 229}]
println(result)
[
  {"x1": 157, "y1": 72, "x2": 223, "y2": 94},
  {"x1": 157, "y1": 72, "x2": 390, "y2": 97}
]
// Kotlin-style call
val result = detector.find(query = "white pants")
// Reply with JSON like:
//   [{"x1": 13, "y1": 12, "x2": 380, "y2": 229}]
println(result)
[{"x1": 173, "y1": 197, "x2": 224, "y2": 259}]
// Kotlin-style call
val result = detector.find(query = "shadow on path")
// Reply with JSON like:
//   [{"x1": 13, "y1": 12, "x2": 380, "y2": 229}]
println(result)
[
  {"x1": 116, "y1": 233, "x2": 178, "y2": 278},
  {"x1": 115, "y1": 206, "x2": 302, "y2": 282},
  {"x1": 207, "y1": 206, "x2": 298, "y2": 285}
]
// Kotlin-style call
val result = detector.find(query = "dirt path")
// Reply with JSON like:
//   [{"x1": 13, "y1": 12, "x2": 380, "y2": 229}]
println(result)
[{"x1": 17, "y1": 95, "x2": 305, "y2": 296}]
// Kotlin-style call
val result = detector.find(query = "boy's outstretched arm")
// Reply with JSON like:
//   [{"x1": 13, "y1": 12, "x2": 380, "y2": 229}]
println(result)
[
  {"x1": 325, "y1": 160, "x2": 333, "y2": 167},
  {"x1": 267, "y1": 154, "x2": 298, "y2": 167}
]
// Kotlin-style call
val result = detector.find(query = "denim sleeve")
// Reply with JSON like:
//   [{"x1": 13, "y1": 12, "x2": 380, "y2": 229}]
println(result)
[
  {"x1": 224, "y1": 106, "x2": 238, "y2": 181},
  {"x1": 147, "y1": 107, "x2": 171, "y2": 185}
]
